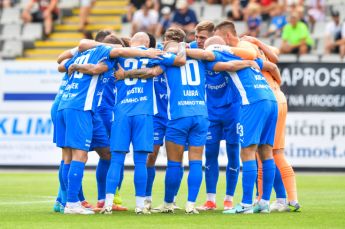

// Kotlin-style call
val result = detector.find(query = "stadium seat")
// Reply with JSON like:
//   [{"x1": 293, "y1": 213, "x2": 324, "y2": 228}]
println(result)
[
  {"x1": 59, "y1": 0, "x2": 79, "y2": 9},
  {"x1": 190, "y1": 1, "x2": 203, "y2": 19},
  {"x1": 298, "y1": 54, "x2": 319, "y2": 62},
  {"x1": 278, "y1": 54, "x2": 297, "y2": 63},
  {"x1": 120, "y1": 23, "x2": 131, "y2": 37},
  {"x1": 0, "y1": 8, "x2": 21, "y2": 24},
  {"x1": 315, "y1": 38, "x2": 324, "y2": 55},
  {"x1": 0, "y1": 24, "x2": 22, "y2": 40},
  {"x1": 320, "y1": 54, "x2": 343, "y2": 63},
  {"x1": 2, "y1": 40, "x2": 23, "y2": 59},
  {"x1": 312, "y1": 21, "x2": 326, "y2": 39},
  {"x1": 21, "y1": 23, "x2": 43, "y2": 41},
  {"x1": 234, "y1": 21, "x2": 246, "y2": 36},
  {"x1": 272, "y1": 38, "x2": 282, "y2": 48},
  {"x1": 200, "y1": 4, "x2": 223, "y2": 22},
  {"x1": 259, "y1": 38, "x2": 272, "y2": 46}
]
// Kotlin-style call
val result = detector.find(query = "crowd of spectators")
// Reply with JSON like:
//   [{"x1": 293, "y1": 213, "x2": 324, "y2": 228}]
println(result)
[{"x1": 124, "y1": 0, "x2": 345, "y2": 58}]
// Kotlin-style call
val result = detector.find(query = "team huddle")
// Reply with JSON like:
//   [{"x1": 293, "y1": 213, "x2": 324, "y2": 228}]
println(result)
[{"x1": 51, "y1": 20, "x2": 301, "y2": 215}]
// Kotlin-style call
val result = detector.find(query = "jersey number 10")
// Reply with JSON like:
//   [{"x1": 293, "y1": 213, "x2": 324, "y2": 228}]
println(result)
[{"x1": 180, "y1": 60, "x2": 200, "y2": 86}]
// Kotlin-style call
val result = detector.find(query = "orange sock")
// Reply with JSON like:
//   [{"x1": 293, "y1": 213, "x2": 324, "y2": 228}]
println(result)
[
  {"x1": 274, "y1": 153, "x2": 298, "y2": 202},
  {"x1": 256, "y1": 153, "x2": 263, "y2": 201}
]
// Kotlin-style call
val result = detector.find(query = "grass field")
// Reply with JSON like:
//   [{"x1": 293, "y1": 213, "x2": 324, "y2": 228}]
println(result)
[{"x1": 1, "y1": 171, "x2": 345, "y2": 229}]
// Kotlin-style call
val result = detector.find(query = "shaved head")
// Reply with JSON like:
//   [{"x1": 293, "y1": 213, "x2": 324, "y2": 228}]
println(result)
[
  {"x1": 130, "y1": 32, "x2": 150, "y2": 48},
  {"x1": 204, "y1": 36, "x2": 226, "y2": 48}
]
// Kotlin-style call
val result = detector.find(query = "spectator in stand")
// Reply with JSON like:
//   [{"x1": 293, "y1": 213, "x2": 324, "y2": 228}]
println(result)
[
  {"x1": 132, "y1": 0, "x2": 159, "y2": 36},
  {"x1": 306, "y1": 0, "x2": 325, "y2": 31},
  {"x1": 280, "y1": 12, "x2": 314, "y2": 55},
  {"x1": 79, "y1": 0, "x2": 96, "y2": 31},
  {"x1": 171, "y1": 0, "x2": 198, "y2": 33},
  {"x1": 245, "y1": 3, "x2": 262, "y2": 37},
  {"x1": 285, "y1": 0, "x2": 304, "y2": 23},
  {"x1": 21, "y1": 0, "x2": 59, "y2": 37},
  {"x1": 1, "y1": 0, "x2": 12, "y2": 8},
  {"x1": 266, "y1": 3, "x2": 287, "y2": 37},
  {"x1": 206, "y1": 0, "x2": 229, "y2": 5},
  {"x1": 325, "y1": 11, "x2": 345, "y2": 58},
  {"x1": 259, "y1": 0, "x2": 278, "y2": 21},
  {"x1": 155, "y1": 6, "x2": 172, "y2": 37},
  {"x1": 123, "y1": 0, "x2": 146, "y2": 22},
  {"x1": 156, "y1": 0, "x2": 176, "y2": 14}
]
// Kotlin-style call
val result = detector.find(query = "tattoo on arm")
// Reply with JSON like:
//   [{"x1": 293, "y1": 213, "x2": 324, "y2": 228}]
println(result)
[
  {"x1": 124, "y1": 68, "x2": 155, "y2": 79},
  {"x1": 177, "y1": 42, "x2": 186, "y2": 58}
]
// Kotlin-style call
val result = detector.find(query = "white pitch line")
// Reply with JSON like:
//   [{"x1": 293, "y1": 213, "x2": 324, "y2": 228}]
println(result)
[{"x1": 0, "y1": 200, "x2": 54, "y2": 205}]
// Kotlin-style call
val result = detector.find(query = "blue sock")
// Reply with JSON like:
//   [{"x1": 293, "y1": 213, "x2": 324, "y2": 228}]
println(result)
[
  {"x1": 241, "y1": 160, "x2": 257, "y2": 205},
  {"x1": 78, "y1": 186, "x2": 86, "y2": 202},
  {"x1": 96, "y1": 159, "x2": 110, "y2": 200},
  {"x1": 262, "y1": 159, "x2": 276, "y2": 201},
  {"x1": 226, "y1": 143, "x2": 240, "y2": 196},
  {"x1": 133, "y1": 151, "x2": 148, "y2": 197},
  {"x1": 205, "y1": 143, "x2": 219, "y2": 194},
  {"x1": 118, "y1": 165, "x2": 124, "y2": 191},
  {"x1": 106, "y1": 151, "x2": 126, "y2": 195},
  {"x1": 174, "y1": 166, "x2": 184, "y2": 197},
  {"x1": 165, "y1": 161, "x2": 181, "y2": 203},
  {"x1": 146, "y1": 166, "x2": 156, "y2": 197},
  {"x1": 56, "y1": 160, "x2": 64, "y2": 203},
  {"x1": 274, "y1": 166, "x2": 286, "y2": 199},
  {"x1": 188, "y1": 160, "x2": 202, "y2": 202},
  {"x1": 67, "y1": 161, "x2": 85, "y2": 203},
  {"x1": 61, "y1": 163, "x2": 70, "y2": 206}
]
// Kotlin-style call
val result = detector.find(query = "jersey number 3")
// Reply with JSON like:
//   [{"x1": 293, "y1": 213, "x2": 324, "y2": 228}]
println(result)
[
  {"x1": 180, "y1": 60, "x2": 200, "y2": 86},
  {"x1": 124, "y1": 58, "x2": 149, "y2": 85}
]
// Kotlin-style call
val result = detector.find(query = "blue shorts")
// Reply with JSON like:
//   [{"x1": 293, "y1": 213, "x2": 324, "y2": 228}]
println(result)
[
  {"x1": 51, "y1": 102, "x2": 59, "y2": 144},
  {"x1": 90, "y1": 112, "x2": 110, "y2": 151},
  {"x1": 166, "y1": 116, "x2": 209, "y2": 147},
  {"x1": 97, "y1": 108, "x2": 113, "y2": 135},
  {"x1": 240, "y1": 100, "x2": 278, "y2": 147},
  {"x1": 110, "y1": 114, "x2": 154, "y2": 152},
  {"x1": 56, "y1": 109, "x2": 93, "y2": 151},
  {"x1": 207, "y1": 102, "x2": 240, "y2": 144},
  {"x1": 153, "y1": 116, "x2": 167, "y2": 146}
]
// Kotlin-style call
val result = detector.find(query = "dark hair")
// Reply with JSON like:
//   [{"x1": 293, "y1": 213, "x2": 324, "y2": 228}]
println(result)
[
  {"x1": 164, "y1": 27, "x2": 186, "y2": 42},
  {"x1": 95, "y1": 30, "x2": 113, "y2": 42},
  {"x1": 146, "y1": 32, "x2": 156, "y2": 48},
  {"x1": 214, "y1": 20, "x2": 237, "y2": 36},
  {"x1": 103, "y1": 34, "x2": 124, "y2": 46},
  {"x1": 120, "y1": 37, "x2": 131, "y2": 47}
]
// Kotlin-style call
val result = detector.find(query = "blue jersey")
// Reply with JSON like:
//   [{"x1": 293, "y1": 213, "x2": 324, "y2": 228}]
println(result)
[
  {"x1": 53, "y1": 59, "x2": 75, "y2": 106},
  {"x1": 58, "y1": 45, "x2": 114, "y2": 112},
  {"x1": 98, "y1": 66, "x2": 116, "y2": 110},
  {"x1": 114, "y1": 47, "x2": 175, "y2": 116},
  {"x1": 189, "y1": 41, "x2": 198, "y2": 49},
  {"x1": 206, "y1": 48, "x2": 276, "y2": 105},
  {"x1": 161, "y1": 57, "x2": 208, "y2": 120},
  {"x1": 154, "y1": 74, "x2": 168, "y2": 120}
]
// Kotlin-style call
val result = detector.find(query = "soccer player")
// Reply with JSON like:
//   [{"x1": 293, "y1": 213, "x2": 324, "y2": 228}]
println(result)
[
  {"x1": 241, "y1": 36, "x2": 300, "y2": 212},
  {"x1": 56, "y1": 36, "x2": 163, "y2": 215},
  {"x1": 100, "y1": 32, "x2": 186, "y2": 215},
  {"x1": 212, "y1": 21, "x2": 278, "y2": 213},
  {"x1": 189, "y1": 20, "x2": 244, "y2": 211},
  {"x1": 144, "y1": 29, "x2": 187, "y2": 212},
  {"x1": 114, "y1": 34, "x2": 260, "y2": 214}
]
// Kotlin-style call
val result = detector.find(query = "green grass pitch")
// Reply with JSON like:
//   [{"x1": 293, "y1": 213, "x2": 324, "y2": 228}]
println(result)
[{"x1": 1, "y1": 171, "x2": 345, "y2": 229}]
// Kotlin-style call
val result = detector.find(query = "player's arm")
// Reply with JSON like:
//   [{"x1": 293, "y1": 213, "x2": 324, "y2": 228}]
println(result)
[
  {"x1": 78, "y1": 39, "x2": 122, "y2": 52},
  {"x1": 57, "y1": 59, "x2": 70, "y2": 73},
  {"x1": 109, "y1": 48, "x2": 164, "y2": 59},
  {"x1": 171, "y1": 42, "x2": 187, "y2": 66},
  {"x1": 212, "y1": 60, "x2": 259, "y2": 72},
  {"x1": 57, "y1": 47, "x2": 78, "y2": 64},
  {"x1": 262, "y1": 61, "x2": 281, "y2": 85},
  {"x1": 68, "y1": 62, "x2": 109, "y2": 76},
  {"x1": 241, "y1": 36, "x2": 279, "y2": 63},
  {"x1": 115, "y1": 64, "x2": 163, "y2": 80},
  {"x1": 186, "y1": 49, "x2": 215, "y2": 61}
]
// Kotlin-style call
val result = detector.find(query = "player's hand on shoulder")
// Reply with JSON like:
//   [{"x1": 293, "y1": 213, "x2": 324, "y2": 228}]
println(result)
[
  {"x1": 68, "y1": 64, "x2": 77, "y2": 76},
  {"x1": 114, "y1": 63, "x2": 125, "y2": 80},
  {"x1": 249, "y1": 60, "x2": 260, "y2": 70},
  {"x1": 240, "y1": 36, "x2": 258, "y2": 44},
  {"x1": 146, "y1": 49, "x2": 165, "y2": 59}
]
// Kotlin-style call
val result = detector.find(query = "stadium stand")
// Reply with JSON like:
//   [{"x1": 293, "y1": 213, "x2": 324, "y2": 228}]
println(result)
[{"x1": 0, "y1": 0, "x2": 344, "y2": 61}]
